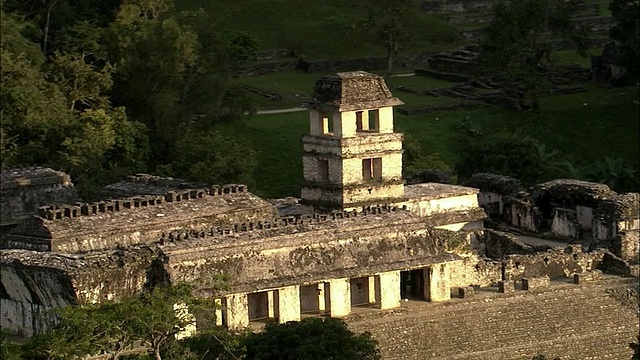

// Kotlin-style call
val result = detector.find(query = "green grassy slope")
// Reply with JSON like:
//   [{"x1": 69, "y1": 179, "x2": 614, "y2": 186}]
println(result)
[
  {"x1": 177, "y1": 0, "x2": 464, "y2": 59},
  {"x1": 222, "y1": 86, "x2": 639, "y2": 198}
]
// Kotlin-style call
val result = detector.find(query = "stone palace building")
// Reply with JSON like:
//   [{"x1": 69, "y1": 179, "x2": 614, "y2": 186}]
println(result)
[{"x1": 1, "y1": 72, "x2": 638, "y2": 359}]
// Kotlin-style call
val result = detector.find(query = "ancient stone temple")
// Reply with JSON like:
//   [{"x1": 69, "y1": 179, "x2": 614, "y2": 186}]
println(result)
[
  {"x1": 301, "y1": 71, "x2": 405, "y2": 208},
  {"x1": 1, "y1": 72, "x2": 638, "y2": 359}
]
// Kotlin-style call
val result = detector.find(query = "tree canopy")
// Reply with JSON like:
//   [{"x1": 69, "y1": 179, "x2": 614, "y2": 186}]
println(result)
[
  {"x1": 5, "y1": 290, "x2": 381, "y2": 360},
  {"x1": 244, "y1": 317, "x2": 381, "y2": 360},
  {"x1": 609, "y1": 0, "x2": 639, "y2": 82},
  {"x1": 22, "y1": 284, "x2": 214, "y2": 360},
  {"x1": 476, "y1": 0, "x2": 588, "y2": 107},
  {"x1": 0, "y1": 0, "x2": 257, "y2": 199}
]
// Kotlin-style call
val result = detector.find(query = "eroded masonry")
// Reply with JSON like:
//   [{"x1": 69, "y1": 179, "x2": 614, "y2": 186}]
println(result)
[{"x1": 1, "y1": 72, "x2": 638, "y2": 359}]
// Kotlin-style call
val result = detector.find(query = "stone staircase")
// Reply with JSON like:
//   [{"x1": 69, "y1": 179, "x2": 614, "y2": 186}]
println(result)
[{"x1": 346, "y1": 278, "x2": 638, "y2": 360}]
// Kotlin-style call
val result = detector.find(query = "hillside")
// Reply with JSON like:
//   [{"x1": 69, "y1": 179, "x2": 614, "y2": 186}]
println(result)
[{"x1": 176, "y1": 0, "x2": 465, "y2": 59}]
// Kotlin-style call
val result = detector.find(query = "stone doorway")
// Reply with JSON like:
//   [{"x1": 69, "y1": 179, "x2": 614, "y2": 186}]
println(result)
[
  {"x1": 247, "y1": 291, "x2": 273, "y2": 322},
  {"x1": 350, "y1": 277, "x2": 375, "y2": 307},
  {"x1": 401, "y1": 269, "x2": 425, "y2": 300},
  {"x1": 300, "y1": 283, "x2": 328, "y2": 315}
]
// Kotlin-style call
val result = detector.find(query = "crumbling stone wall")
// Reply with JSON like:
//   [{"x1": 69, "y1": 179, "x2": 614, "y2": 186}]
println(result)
[
  {"x1": 502, "y1": 246, "x2": 605, "y2": 281},
  {"x1": 475, "y1": 176, "x2": 639, "y2": 263},
  {"x1": 504, "y1": 193, "x2": 542, "y2": 232},
  {"x1": 1, "y1": 247, "x2": 155, "y2": 336},
  {"x1": 465, "y1": 173, "x2": 523, "y2": 220},
  {"x1": 157, "y1": 207, "x2": 469, "y2": 294},
  {"x1": 1, "y1": 167, "x2": 80, "y2": 227},
  {"x1": 612, "y1": 230, "x2": 640, "y2": 263},
  {"x1": 2, "y1": 185, "x2": 278, "y2": 253},
  {"x1": 1, "y1": 263, "x2": 75, "y2": 337}
]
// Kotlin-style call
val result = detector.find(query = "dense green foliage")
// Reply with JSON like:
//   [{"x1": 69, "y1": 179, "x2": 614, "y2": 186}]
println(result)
[
  {"x1": 477, "y1": 0, "x2": 588, "y2": 106},
  {"x1": 3, "y1": 291, "x2": 379, "y2": 360},
  {"x1": 0, "y1": 0, "x2": 256, "y2": 199},
  {"x1": 244, "y1": 317, "x2": 381, "y2": 360},
  {"x1": 21, "y1": 284, "x2": 216, "y2": 360},
  {"x1": 175, "y1": 0, "x2": 463, "y2": 59},
  {"x1": 609, "y1": 0, "x2": 640, "y2": 82},
  {"x1": 362, "y1": 0, "x2": 412, "y2": 73}
]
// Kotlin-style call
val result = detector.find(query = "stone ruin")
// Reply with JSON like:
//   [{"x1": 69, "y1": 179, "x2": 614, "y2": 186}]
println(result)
[
  {"x1": 1, "y1": 72, "x2": 637, "y2": 359},
  {"x1": 468, "y1": 173, "x2": 640, "y2": 264},
  {"x1": 591, "y1": 41, "x2": 631, "y2": 86},
  {"x1": 1, "y1": 166, "x2": 81, "y2": 229}
]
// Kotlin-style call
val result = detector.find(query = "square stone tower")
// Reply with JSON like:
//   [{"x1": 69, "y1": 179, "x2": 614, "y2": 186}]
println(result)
[{"x1": 301, "y1": 71, "x2": 405, "y2": 209}]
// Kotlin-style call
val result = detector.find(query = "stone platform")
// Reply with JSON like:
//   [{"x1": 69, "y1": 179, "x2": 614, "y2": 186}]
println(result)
[{"x1": 345, "y1": 277, "x2": 638, "y2": 360}]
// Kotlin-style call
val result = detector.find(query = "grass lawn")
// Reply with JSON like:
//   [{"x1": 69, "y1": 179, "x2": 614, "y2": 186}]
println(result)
[
  {"x1": 177, "y1": 0, "x2": 465, "y2": 59},
  {"x1": 549, "y1": 48, "x2": 603, "y2": 67},
  {"x1": 225, "y1": 85, "x2": 639, "y2": 199}
]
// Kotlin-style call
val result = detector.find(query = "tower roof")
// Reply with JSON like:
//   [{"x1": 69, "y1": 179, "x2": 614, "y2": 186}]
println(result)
[{"x1": 303, "y1": 71, "x2": 404, "y2": 112}]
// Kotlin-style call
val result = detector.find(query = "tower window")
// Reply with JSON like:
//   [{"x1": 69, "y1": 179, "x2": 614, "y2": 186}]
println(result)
[
  {"x1": 356, "y1": 111, "x2": 365, "y2": 131},
  {"x1": 318, "y1": 160, "x2": 329, "y2": 181},
  {"x1": 320, "y1": 112, "x2": 333, "y2": 135},
  {"x1": 362, "y1": 158, "x2": 382, "y2": 181},
  {"x1": 368, "y1": 110, "x2": 379, "y2": 131}
]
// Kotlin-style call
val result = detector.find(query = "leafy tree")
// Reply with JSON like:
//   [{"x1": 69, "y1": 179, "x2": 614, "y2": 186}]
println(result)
[
  {"x1": 402, "y1": 134, "x2": 455, "y2": 180},
  {"x1": 25, "y1": 284, "x2": 217, "y2": 360},
  {"x1": 167, "y1": 129, "x2": 257, "y2": 186},
  {"x1": 477, "y1": 0, "x2": 588, "y2": 108},
  {"x1": 609, "y1": 0, "x2": 640, "y2": 82},
  {"x1": 585, "y1": 156, "x2": 638, "y2": 193},
  {"x1": 47, "y1": 51, "x2": 113, "y2": 111},
  {"x1": 178, "y1": 327, "x2": 248, "y2": 360},
  {"x1": 220, "y1": 30, "x2": 259, "y2": 73},
  {"x1": 55, "y1": 107, "x2": 149, "y2": 198},
  {"x1": 0, "y1": 329, "x2": 24, "y2": 360},
  {"x1": 363, "y1": 0, "x2": 412, "y2": 74},
  {"x1": 0, "y1": 10, "x2": 74, "y2": 167},
  {"x1": 244, "y1": 317, "x2": 381, "y2": 360},
  {"x1": 456, "y1": 132, "x2": 558, "y2": 185},
  {"x1": 107, "y1": 3, "x2": 251, "y2": 168}
]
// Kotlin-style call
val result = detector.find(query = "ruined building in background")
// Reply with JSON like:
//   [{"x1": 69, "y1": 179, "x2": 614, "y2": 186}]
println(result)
[
  {"x1": 1, "y1": 72, "x2": 638, "y2": 359},
  {"x1": 1, "y1": 167, "x2": 80, "y2": 231}
]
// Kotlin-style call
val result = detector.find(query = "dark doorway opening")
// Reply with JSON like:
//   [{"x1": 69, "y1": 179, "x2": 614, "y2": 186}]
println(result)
[{"x1": 400, "y1": 269, "x2": 425, "y2": 300}]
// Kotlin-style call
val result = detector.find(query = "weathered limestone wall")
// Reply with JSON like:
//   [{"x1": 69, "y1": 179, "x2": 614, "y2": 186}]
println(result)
[
  {"x1": 477, "y1": 191, "x2": 504, "y2": 218},
  {"x1": 505, "y1": 197, "x2": 541, "y2": 232},
  {"x1": 1, "y1": 167, "x2": 80, "y2": 227},
  {"x1": 277, "y1": 285, "x2": 301, "y2": 322},
  {"x1": 342, "y1": 182, "x2": 405, "y2": 207},
  {"x1": 502, "y1": 247, "x2": 605, "y2": 282},
  {"x1": 377, "y1": 271, "x2": 401, "y2": 310},
  {"x1": 426, "y1": 263, "x2": 451, "y2": 301},
  {"x1": 447, "y1": 231, "x2": 608, "y2": 289},
  {"x1": 576, "y1": 205, "x2": 594, "y2": 230},
  {"x1": 223, "y1": 293, "x2": 249, "y2": 329},
  {"x1": 400, "y1": 193, "x2": 479, "y2": 217},
  {"x1": 448, "y1": 254, "x2": 502, "y2": 288},
  {"x1": 613, "y1": 230, "x2": 640, "y2": 262},
  {"x1": 328, "y1": 278, "x2": 351, "y2": 317},
  {"x1": 0, "y1": 265, "x2": 75, "y2": 336},
  {"x1": 551, "y1": 208, "x2": 581, "y2": 239},
  {"x1": 159, "y1": 209, "x2": 467, "y2": 294},
  {"x1": 1, "y1": 247, "x2": 155, "y2": 336},
  {"x1": 301, "y1": 132, "x2": 405, "y2": 207},
  {"x1": 3, "y1": 187, "x2": 277, "y2": 253}
]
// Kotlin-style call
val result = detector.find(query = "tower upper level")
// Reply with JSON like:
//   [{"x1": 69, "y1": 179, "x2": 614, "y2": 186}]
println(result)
[
  {"x1": 303, "y1": 71, "x2": 404, "y2": 138},
  {"x1": 301, "y1": 71, "x2": 406, "y2": 209}
]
